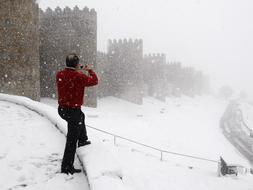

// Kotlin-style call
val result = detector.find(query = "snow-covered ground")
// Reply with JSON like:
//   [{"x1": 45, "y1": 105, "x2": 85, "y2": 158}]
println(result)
[
  {"x1": 0, "y1": 100, "x2": 89, "y2": 190},
  {"x1": 239, "y1": 102, "x2": 253, "y2": 131},
  {"x1": 42, "y1": 95, "x2": 253, "y2": 190},
  {"x1": 1, "y1": 95, "x2": 253, "y2": 190}
]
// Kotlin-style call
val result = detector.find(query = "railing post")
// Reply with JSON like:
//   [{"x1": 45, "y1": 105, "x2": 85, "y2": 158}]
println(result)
[{"x1": 160, "y1": 151, "x2": 163, "y2": 161}]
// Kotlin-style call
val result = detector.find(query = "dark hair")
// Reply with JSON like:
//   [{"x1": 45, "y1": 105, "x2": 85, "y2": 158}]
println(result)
[{"x1": 66, "y1": 53, "x2": 79, "y2": 68}]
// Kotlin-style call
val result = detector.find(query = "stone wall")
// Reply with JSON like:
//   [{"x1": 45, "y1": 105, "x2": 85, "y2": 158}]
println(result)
[
  {"x1": 143, "y1": 54, "x2": 166, "y2": 101},
  {"x1": 0, "y1": 2, "x2": 209, "y2": 104},
  {"x1": 0, "y1": 0, "x2": 40, "y2": 100},
  {"x1": 107, "y1": 39, "x2": 143, "y2": 104},
  {"x1": 39, "y1": 6, "x2": 97, "y2": 107},
  {"x1": 163, "y1": 62, "x2": 182, "y2": 96},
  {"x1": 97, "y1": 51, "x2": 111, "y2": 98}
]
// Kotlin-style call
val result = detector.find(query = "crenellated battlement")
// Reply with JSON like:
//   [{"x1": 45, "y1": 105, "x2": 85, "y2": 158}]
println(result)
[
  {"x1": 39, "y1": 6, "x2": 96, "y2": 20},
  {"x1": 144, "y1": 53, "x2": 166, "y2": 59},
  {"x1": 108, "y1": 38, "x2": 143, "y2": 54},
  {"x1": 167, "y1": 61, "x2": 182, "y2": 67},
  {"x1": 144, "y1": 53, "x2": 166, "y2": 65},
  {"x1": 108, "y1": 38, "x2": 143, "y2": 45}
]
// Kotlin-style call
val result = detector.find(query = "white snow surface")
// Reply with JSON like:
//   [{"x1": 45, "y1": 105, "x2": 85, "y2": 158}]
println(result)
[
  {"x1": 78, "y1": 144, "x2": 123, "y2": 180},
  {"x1": 0, "y1": 98, "x2": 89, "y2": 190},
  {"x1": 1, "y1": 93, "x2": 253, "y2": 190},
  {"x1": 0, "y1": 93, "x2": 126, "y2": 190},
  {"x1": 239, "y1": 102, "x2": 253, "y2": 131},
  {"x1": 77, "y1": 144, "x2": 125, "y2": 190}
]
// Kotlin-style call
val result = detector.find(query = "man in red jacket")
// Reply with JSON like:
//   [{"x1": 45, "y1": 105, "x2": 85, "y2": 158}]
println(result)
[{"x1": 56, "y1": 53, "x2": 98, "y2": 175}]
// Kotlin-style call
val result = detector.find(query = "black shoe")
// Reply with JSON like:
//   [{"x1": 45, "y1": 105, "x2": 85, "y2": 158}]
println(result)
[
  {"x1": 61, "y1": 169, "x2": 70, "y2": 175},
  {"x1": 69, "y1": 167, "x2": 82, "y2": 174},
  {"x1": 78, "y1": 140, "x2": 91, "y2": 147},
  {"x1": 61, "y1": 167, "x2": 82, "y2": 175}
]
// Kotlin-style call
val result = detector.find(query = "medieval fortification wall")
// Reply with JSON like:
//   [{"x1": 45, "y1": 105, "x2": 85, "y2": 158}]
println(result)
[
  {"x1": 143, "y1": 54, "x2": 167, "y2": 101},
  {"x1": 0, "y1": 0, "x2": 40, "y2": 100},
  {"x1": 107, "y1": 39, "x2": 143, "y2": 104},
  {"x1": 39, "y1": 6, "x2": 97, "y2": 107},
  {"x1": 97, "y1": 51, "x2": 111, "y2": 98},
  {"x1": 0, "y1": 1, "x2": 209, "y2": 105}
]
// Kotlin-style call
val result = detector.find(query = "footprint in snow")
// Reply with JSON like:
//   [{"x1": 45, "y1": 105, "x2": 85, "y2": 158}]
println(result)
[
  {"x1": 102, "y1": 139, "x2": 110, "y2": 143},
  {"x1": 17, "y1": 175, "x2": 27, "y2": 183},
  {"x1": 131, "y1": 148, "x2": 142, "y2": 153},
  {"x1": 15, "y1": 166, "x2": 23, "y2": 171}
]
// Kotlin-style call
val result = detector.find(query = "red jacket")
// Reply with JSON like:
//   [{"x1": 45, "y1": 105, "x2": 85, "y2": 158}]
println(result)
[{"x1": 56, "y1": 68, "x2": 98, "y2": 108}]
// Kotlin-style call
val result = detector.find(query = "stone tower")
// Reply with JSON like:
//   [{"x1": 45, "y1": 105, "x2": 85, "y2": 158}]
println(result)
[
  {"x1": 107, "y1": 39, "x2": 143, "y2": 104},
  {"x1": 97, "y1": 51, "x2": 110, "y2": 98},
  {"x1": 143, "y1": 54, "x2": 166, "y2": 101},
  {"x1": 0, "y1": 0, "x2": 40, "y2": 100},
  {"x1": 39, "y1": 6, "x2": 97, "y2": 107}
]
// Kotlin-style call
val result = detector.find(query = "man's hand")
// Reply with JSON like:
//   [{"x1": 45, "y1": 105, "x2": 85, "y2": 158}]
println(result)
[{"x1": 84, "y1": 64, "x2": 93, "y2": 71}]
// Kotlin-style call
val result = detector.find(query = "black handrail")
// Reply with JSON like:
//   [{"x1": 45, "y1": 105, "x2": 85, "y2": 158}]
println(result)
[{"x1": 86, "y1": 125, "x2": 219, "y2": 163}]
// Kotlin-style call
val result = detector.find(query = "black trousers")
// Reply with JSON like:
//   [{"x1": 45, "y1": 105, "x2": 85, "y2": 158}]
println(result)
[{"x1": 58, "y1": 106, "x2": 88, "y2": 170}]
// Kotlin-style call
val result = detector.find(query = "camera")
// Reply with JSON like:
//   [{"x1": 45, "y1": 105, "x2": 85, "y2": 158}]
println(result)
[{"x1": 80, "y1": 65, "x2": 86, "y2": 69}]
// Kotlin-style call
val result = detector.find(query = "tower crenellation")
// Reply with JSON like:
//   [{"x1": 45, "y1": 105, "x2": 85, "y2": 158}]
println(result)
[
  {"x1": 144, "y1": 53, "x2": 166, "y2": 59},
  {"x1": 107, "y1": 38, "x2": 143, "y2": 104},
  {"x1": 109, "y1": 38, "x2": 143, "y2": 45},
  {"x1": 40, "y1": 6, "x2": 96, "y2": 22},
  {"x1": 0, "y1": 1, "x2": 209, "y2": 104}
]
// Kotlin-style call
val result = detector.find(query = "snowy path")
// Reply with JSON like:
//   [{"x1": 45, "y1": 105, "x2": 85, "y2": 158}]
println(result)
[{"x1": 0, "y1": 101, "x2": 90, "y2": 190}]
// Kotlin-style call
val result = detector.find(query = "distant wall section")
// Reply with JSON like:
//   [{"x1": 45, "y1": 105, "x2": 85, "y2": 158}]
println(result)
[
  {"x1": 107, "y1": 39, "x2": 143, "y2": 104},
  {"x1": 143, "y1": 54, "x2": 167, "y2": 101},
  {"x1": 97, "y1": 51, "x2": 111, "y2": 98}
]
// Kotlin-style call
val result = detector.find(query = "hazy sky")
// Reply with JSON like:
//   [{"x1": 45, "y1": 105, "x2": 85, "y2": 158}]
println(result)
[{"x1": 39, "y1": 0, "x2": 253, "y2": 96}]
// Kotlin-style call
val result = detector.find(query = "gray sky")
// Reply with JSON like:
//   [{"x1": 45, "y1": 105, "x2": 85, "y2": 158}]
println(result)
[{"x1": 39, "y1": 0, "x2": 253, "y2": 96}]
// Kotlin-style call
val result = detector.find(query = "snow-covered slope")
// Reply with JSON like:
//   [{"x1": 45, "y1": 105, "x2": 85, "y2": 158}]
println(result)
[
  {"x1": 239, "y1": 102, "x2": 253, "y2": 131},
  {"x1": 0, "y1": 94, "x2": 127, "y2": 190},
  {"x1": 43, "y1": 95, "x2": 253, "y2": 190},
  {"x1": 1, "y1": 93, "x2": 252, "y2": 190},
  {"x1": 0, "y1": 100, "x2": 89, "y2": 190}
]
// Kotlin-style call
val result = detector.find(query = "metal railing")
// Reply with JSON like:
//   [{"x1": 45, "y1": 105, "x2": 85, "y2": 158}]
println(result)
[{"x1": 86, "y1": 125, "x2": 219, "y2": 163}]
